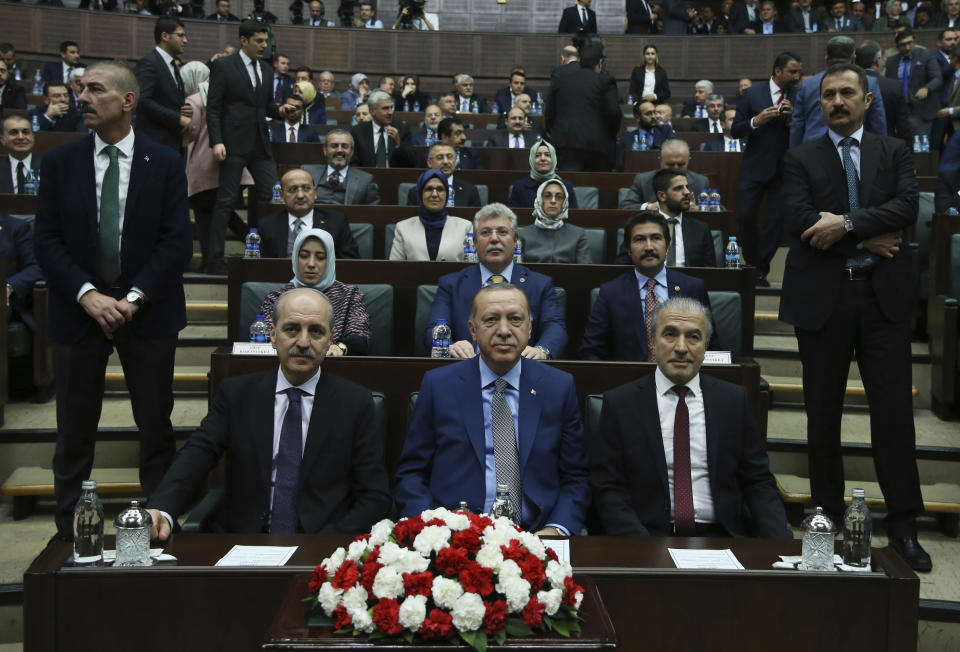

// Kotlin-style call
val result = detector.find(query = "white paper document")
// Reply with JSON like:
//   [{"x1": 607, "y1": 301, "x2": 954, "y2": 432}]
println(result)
[
  {"x1": 544, "y1": 539, "x2": 570, "y2": 564},
  {"x1": 232, "y1": 342, "x2": 277, "y2": 355},
  {"x1": 668, "y1": 548, "x2": 745, "y2": 570},
  {"x1": 214, "y1": 545, "x2": 298, "y2": 567}
]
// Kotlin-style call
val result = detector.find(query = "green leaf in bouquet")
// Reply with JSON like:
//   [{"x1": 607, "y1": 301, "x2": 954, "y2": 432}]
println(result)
[
  {"x1": 459, "y1": 629, "x2": 488, "y2": 652},
  {"x1": 402, "y1": 630, "x2": 415, "y2": 644},
  {"x1": 504, "y1": 617, "x2": 534, "y2": 637},
  {"x1": 550, "y1": 619, "x2": 571, "y2": 637},
  {"x1": 307, "y1": 609, "x2": 334, "y2": 627},
  {"x1": 494, "y1": 630, "x2": 507, "y2": 646}
]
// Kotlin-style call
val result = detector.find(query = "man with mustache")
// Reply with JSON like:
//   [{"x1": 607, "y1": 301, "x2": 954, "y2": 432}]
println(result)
[
  {"x1": 590, "y1": 297, "x2": 789, "y2": 538},
  {"x1": 397, "y1": 283, "x2": 589, "y2": 536},
  {"x1": 303, "y1": 130, "x2": 380, "y2": 206},
  {"x1": 405, "y1": 142, "x2": 482, "y2": 207},
  {"x1": 780, "y1": 63, "x2": 931, "y2": 571},
  {"x1": 257, "y1": 168, "x2": 359, "y2": 259},
  {"x1": 580, "y1": 211, "x2": 712, "y2": 362},
  {"x1": 426, "y1": 203, "x2": 567, "y2": 360},
  {"x1": 146, "y1": 288, "x2": 391, "y2": 537}
]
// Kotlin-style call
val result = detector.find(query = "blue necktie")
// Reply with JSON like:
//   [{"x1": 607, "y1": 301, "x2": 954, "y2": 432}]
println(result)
[
  {"x1": 840, "y1": 136, "x2": 874, "y2": 268},
  {"x1": 271, "y1": 387, "x2": 304, "y2": 533},
  {"x1": 900, "y1": 57, "x2": 911, "y2": 103}
]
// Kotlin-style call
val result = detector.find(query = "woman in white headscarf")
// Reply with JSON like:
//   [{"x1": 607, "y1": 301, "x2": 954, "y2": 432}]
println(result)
[
  {"x1": 340, "y1": 73, "x2": 369, "y2": 111},
  {"x1": 181, "y1": 60, "x2": 251, "y2": 273},
  {"x1": 259, "y1": 228, "x2": 371, "y2": 356},
  {"x1": 507, "y1": 140, "x2": 579, "y2": 209},
  {"x1": 517, "y1": 179, "x2": 591, "y2": 263}
]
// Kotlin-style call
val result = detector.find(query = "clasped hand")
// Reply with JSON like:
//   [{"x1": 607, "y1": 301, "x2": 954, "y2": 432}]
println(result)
[
  {"x1": 79, "y1": 290, "x2": 139, "y2": 338},
  {"x1": 801, "y1": 211, "x2": 846, "y2": 250}
]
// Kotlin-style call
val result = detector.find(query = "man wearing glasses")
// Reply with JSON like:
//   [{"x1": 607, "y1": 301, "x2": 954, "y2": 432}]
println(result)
[
  {"x1": 884, "y1": 27, "x2": 943, "y2": 136},
  {"x1": 134, "y1": 17, "x2": 191, "y2": 153}
]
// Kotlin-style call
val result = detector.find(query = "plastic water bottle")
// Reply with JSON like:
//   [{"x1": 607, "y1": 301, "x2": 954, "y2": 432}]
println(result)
[
  {"x1": 948, "y1": 207, "x2": 959, "y2": 215},
  {"x1": 842, "y1": 488, "x2": 872, "y2": 567},
  {"x1": 430, "y1": 319, "x2": 452, "y2": 358},
  {"x1": 490, "y1": 483, "x2": 518, "y2": 523},
  {"x1": 32, "y1": 69, "x2": 41, "y2": 94},
  {"x1": 31, "y1": 115, "x2": 39, "y2": 132},
  {"x1": 800, "y1": 507, "x2": 836, "y2": 572},
  {"x1": 492, "y1": 101, "x2": 500, "y2": 115},
  {"x1": 698, "y1": 188, "x2": 710, "y2": 208},
  {"x1": 725, "y1": 236, "x2": 741, "y2": 268},
  {"x1": 462, "y1": 233, "x2": 477, "y2": 262},
  {"x1": 271, "y1": 180, "x2": 283, "y2": 203},
  {"x1": 709, "y1": 188, "x2": 721, "y2": 212},
  {"x1": 13, "y1": 66, "x2": 20, "y2": 81},
  {"x1": 73, "y1": 480, "x2": 104, "y2": 566},
  {"x1": 513, "y1": 239, "x2": 522, "y2": 264},
  {"x1": 414, "y1": 100, "x2": 420, "y2": 112},
  {"x1": 913, "y1": 134, "x2": 921, "y2": 153},
  {"x1": 447, "y1": 184, "x2": 455, "y2": 207},
  {"x1": 244, "y1": 228, "x2": 261, "y2": 258},
  {"x1": 921, "y1": 134, "x2": 930, "y2": 152},
  {"x1": 249, "y1": 314, "x2": 269, "y2": 342},
  {"x1": 626, "y1": 92, "x2": 634, "y2": 106},
  {"x1": 471, "y1": 99, "x2": 478, "y2": 114},
  {"x1": 23, "y1": 169, "x2": 38, "y2": 195}
]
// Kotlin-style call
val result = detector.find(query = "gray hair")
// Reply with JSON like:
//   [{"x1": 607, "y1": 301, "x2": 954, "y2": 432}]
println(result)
[
  {"x1": 826, "y1": 35, "x2": 856, "y2": 63},
  {"x1": 660, "y1": 138, "x2": 691, "y2": 156},
  {"x1": 366, "y1": 88, "x2": 392, "y2": 108},
  {"x1": 319, "y1": 70, "x2": 335, "y2": 80},
  {"x1": 325, "y1": 127, "x2": 353, "y2": 145},
  {"x1": 651, "y1": 297, "x2": 713, "y2": 342},
  {"x1": 695, "y1": 80, "x2": 714, "y2": 93},
  {"x1": 455, "y1": 73, "x2": 474, "y2": 85},
  {"x1": 885, "y1": 0, "x2": 900, "y2": 12},
  {"x1": 274, "y1": 287, "x2": 334, "y2": 332},
  {"x1": 468, "y1": 282, "x2": 531, "y2": 322},
  {"x1": 706, "y1": 93, "x2": 724, "y2": 104},
  {"x1": 86, "y1": 60, "x2": 140, "y2": 109},
  {"x1": 473, "y1": 202, "x2": 518, "y2": 233}
]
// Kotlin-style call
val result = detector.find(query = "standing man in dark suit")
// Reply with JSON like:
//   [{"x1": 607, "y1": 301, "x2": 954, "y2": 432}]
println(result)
[
  {"x1": 33, "y1": 61, "x2": 193, "y2": 542},
  {"x1": 405, "y1": 142, "x2": 481, "y2": 207},
  {"x1": 591, "y1": 297, "x2": 789, "y2": 537},
  {"x1": 728, "y1": 0, "x2": 759, "y2": 33},
  {"x1": 29, "y1": 83, "x2": 84, "y2": 133},
  {"x1": 398, "y1": 283, "x2": 589, "y2": 536},
  {"x1": 626, "y1": 0, "x2": 658, "y2": 33},
  {"x1": 780, "y1": 63, "x2": 930, "y2": 571},
  {"x1": 147, "y1": 288, "x2": 391, "y2": 537},
  {"x1": 134, "y1": 17, "x2": 190, "y2": 154},
  {"x1": 303, "y1": 130, "x2": 380, "y2": 205},
  {"x1": 558, "y1": 0, "x2": 597, "y2": 33},
  {"x1": 271, "y1": 53, "x2": 293, "y2": 105},
  {"x1": 885, "y1": 27, "x2": 943, "y2": 137},
  {"x1": 661, "y1": 0, "x2": 696, "y2": 34},
  {"x1": 258, "y1": 168, "x2": 359, "y2": 259},
  {"x1": 268, "y1": 95, "x2": 320, "y2": 143},
  {"x1": 0, "y1": 115, "x2": 42, "y2": 195},
  {"x1": 583, "y1": 211, "x2": 714, "y2": 361},
  {"x1": 41, "y1": 41, "x2": 85, "y2": 84},
  {"x1": 545, "y1": 42, "x2": 621, "y2": 172},
  {"x1": 0, "y1": 60, "x2": 25, "y2": 110},
  {"x1": 732, "y1": 51, "x2": 802, "y2": 286},
  {"x1": 206, "y1": 19, "x2": 295, "y2": 275},
  {"x1": 349, "y1": 89, "x2": 415, "y2": 168},
  {"x1": 857, "y1": 40, "x2": 910, "y2": 142}
]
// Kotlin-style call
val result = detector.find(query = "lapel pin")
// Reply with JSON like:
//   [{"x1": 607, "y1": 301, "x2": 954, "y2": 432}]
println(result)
[
  {"x1": 530, "y1": 389, "x2": 536, "y2": 396},
  {"x1": 519, "y1": 277, "x2": 526, "y2": 283},
  {"x1": 674, "y1": 285, "x2": 680, "y2": 292},
  {"x1": 144, "y1": 155, "x2": 150, "y2": 162}
]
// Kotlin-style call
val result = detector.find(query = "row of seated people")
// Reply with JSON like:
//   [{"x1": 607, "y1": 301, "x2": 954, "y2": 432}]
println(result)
[{"x1": 144, "y1": 283, "x2": 788, "y2": 540}]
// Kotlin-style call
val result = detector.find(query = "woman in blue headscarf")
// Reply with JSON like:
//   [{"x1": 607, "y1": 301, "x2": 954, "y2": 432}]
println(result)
[
  {"x1": 389, "y1": 169, "x2": 472, "y2": 261},
  {"x1": 259, "y1": 228, "x2": 371, "y2": 356}
]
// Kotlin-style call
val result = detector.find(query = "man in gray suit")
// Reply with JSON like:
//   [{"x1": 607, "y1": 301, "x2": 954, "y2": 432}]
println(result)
[
  {"x1": 303, "y1": 129, "x2": 380, "y2": 205},
  {"x1": 619, "y1": 139, "x2": 709, "y2": 210}
]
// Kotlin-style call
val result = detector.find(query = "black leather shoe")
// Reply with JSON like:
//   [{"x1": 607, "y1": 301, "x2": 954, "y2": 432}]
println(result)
[{"x1": 889, "y1": 536, "x2": 932, "y2": 572}]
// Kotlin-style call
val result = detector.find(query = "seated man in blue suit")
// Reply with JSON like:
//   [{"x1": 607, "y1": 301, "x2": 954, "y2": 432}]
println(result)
[
  {"x1": 701, "y1": 107, "x2": 745, "y2": 152},
  {"x1": 397, "y1": 283, "x2": 590, "y2": 536},
  {"x1": 426, "y1": 203, "x2": 567, "y2": 360},
  {"x1": 580, "y1": 211, "x2": 714, "y2": 361},
  {"x1": 269, "y1": 95, "x2": 320, "y2": 143},
  {"x1": 29, "y1": 82, "x2": 84, "y2": 133}
]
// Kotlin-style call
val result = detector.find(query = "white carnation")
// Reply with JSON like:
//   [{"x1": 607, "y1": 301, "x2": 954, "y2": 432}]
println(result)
[
  {"x1": 398, "y1": 594, "x2": 428, "y2": 630},
  {"x1": 321, "y1": 547, "x2": 347, "y2": 575},
  {"x1": 573, "y1": 589, "x2": 584, "y2": 609},
  {"x1": 518, "y1": 532, "x2": 547, "y2": 560},
  {"x1": 545, "y1": 559, "x2": 572, "y2": 588},
  {"x1": 317, "y1": 582, "x2": 343, "y2": 615},
  {"x1": 346, "y1": 538, "x2": 369, "y2": 562},
  {"x1": 395, "y1": 549, "x2": 431, "y2": 573},
  {"x1": 372, "y1": 566, "x2": 405, "y2": 600},
  {"x1": 497, "y1": 559, "x2": 522, "y2": 584},
  {"x1": 378, "y1": 541, "x2": 404, "y2": 567},
  {"x1": 475, "y1": 542, "x2": 504, "y2": 569},
  {"x1": 370, "y1": 519, "x2": 395, "y2": 546},
  {"x1": 538, "y1": 588, "x2": 563, "y2": 616},
  {"x1": 442, "y1": 511, "x2": 470, "y2": 531},
  {"x1": 341, "y1": 585, "x2": 369, "y2": 612},
  {"x1": 420, "y1": 507, "x2": 451, "y2": 522},
  {"x1": 481, "y1": 522, "x2": 512, "y2": 547},
  {"x1": 431, "y1": 576, "x2": 464, "y2": 609},
  {"x1": 348, "y1": 605, "x2": 375, "y2": 634},
  {"x1": 502, "y1": 575, "x2": 532, "y2": 613},
  {"x1": 451, "y1": 592, "x2": 486, "y2": 632},
  {"x1": 413, "y1": 525, "x2": 451, "y2": 557}
]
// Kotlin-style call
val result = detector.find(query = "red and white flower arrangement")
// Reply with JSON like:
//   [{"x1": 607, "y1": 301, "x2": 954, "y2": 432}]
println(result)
[{"x1": 306, "y1": 507, "x2": 585, "y2": 650}]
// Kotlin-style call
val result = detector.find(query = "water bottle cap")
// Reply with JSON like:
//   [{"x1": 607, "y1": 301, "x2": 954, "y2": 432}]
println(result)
[
  {"x1": 852, "y1": 488, "x2": 865, "y2": 498},
  {"x1": 255, "y1": 314, "x2": 265, "y2": 320},
  {"x1": 729, "y1": 236, "x2": 736, "y2": 241},
  {"x1": 81, "y1": 480, "x2": 97, "y2": 490},
  {"x1": 249, "y1": 228, "x2": 258, "y2": 233},
  {"x1": 435, "y1": 318, "x2": 447, "y2": 324}
]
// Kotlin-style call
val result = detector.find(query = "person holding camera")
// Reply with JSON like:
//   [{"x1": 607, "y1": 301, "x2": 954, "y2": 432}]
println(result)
[{"x1": 394, "y1": 0, "x2": 436, "y2": 30}]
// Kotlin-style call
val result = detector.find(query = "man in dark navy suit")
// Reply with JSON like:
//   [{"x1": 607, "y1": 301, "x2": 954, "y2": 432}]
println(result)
[
  {"x1": 0, "y1": 60, "x2": 25, "y2": 110},
  {"x1": 732, "y1": 51, "x2": 802, "y2": 286},
  {"x1": 29, "y1": 82, "x2": 84, "y2": 133},
  {"x1": 269, "y1": 95, "x2": 320, "y2": 143},
  {"x1": 857, "y1": 41, "x2": 910, "y2": 142},
  {"x1": 702, "y1": 107, "x2": 745, "y2": 151},
  {"x1": 0, "y1": 115, "x2": 42, "y2": 194},
  {"x1": 134, "y1": 17, "x2": 190, "y2": 153},
  {"x1": 558, "y1": 0, "x2": 597, "y2": 33},
  {"x1": 581, "y1": 211, "x2": 714, "y2": 362},
  {"x1": 439, "y1": 116, "x2": 483, "y2": 171},
  {"x1": 349, "y1": 89, "x2": 415, "y2": 168},
  {"x1": 41, "y1": 41, "x2": 85, "y2": 84},
  {"x1": 33, "y1": 61, "x2": 193, "y2": 541}
]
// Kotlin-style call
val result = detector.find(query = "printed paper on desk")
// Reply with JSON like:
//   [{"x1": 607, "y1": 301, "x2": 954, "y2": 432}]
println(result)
[
  {"x1": 668, "y1": 548, "x2": 745, "y2": 570},
  {"x1": 703, "y1": 351, "x2": 732, "y2": 365},
  {"x1": 232, "y1": 343, "x2": 277, "y2": 355},
  {"x1": 214, "y1": 545, "x2": 298, "y2": 567},
  {"x1": 544, "y1": 539, "x2": 570, "y2": 564}
]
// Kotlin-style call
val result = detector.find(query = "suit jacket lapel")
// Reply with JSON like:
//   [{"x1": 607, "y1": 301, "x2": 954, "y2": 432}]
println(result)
[
  {"x1": 636, "y1": 375, "x2": 670, "y2": 495},
  {"x1": 344, "y1": 169, "x2": 357, "y2": 204},
  {"x1": 699, "y1": 375, "x2": 721, "y2": 492},
  {"x1": 300, "y1": 373, "x2": 334, "y2": 481},
  {"x1": 859, "y1": 132, "x2": 878, "y2": 207},
  {"x1": 81, "y1": 137, "x2": 98, "y2": 234},
  {"x1": 626, "y1": 272, "x2": 648, "y2": 357},
  {"x1": 517, "y1": 362, "x2": 542, "y2": 470},
  {"x1": 233, "y1": 53, "x2": 255, "y2": 99},
  {"x1": 254, "y1": 371, "x2": 279, "y2": 493},
  {"x1": 460, "y1": 359, "x2": 486, "y2": 467},
  {"x1": 818, "y1": 135, "x2": 849, "y2": 211}
]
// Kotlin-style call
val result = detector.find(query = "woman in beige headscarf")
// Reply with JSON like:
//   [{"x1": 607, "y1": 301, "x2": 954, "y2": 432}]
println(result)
[{"x1": 180, "y1": 61, "x2": 252, "y2": 273}]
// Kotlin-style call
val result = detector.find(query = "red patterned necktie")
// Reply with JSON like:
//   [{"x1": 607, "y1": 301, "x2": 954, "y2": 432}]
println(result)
[
  {"x1": 671, "y1": 385, "x2": 696, "y2": 535},
  {"x1": 644, "y1": 277, "x2": 658, "y2": 362}
]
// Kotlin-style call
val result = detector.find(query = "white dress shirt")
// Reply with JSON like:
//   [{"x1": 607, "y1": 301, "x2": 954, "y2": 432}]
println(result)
[
  {"x1": 239, "y1": 50, "x2": 260, "y2": 88},
  {"x1": 153, "y1": 46, "x2": 179, "y2": 86},
  {"x1": 372, "y1": 122, "x2": 389, "y2": 166},
  {"x1": 659, "y1": 210, "x2": 687, "y2": 266},
  {"x1": 828, "y1": 124, "x2": 863, "y2": 179},
  {"x1": 7, "y1": 153, "x2": 32, "y2": 190},
  {"x1": 285, "y1": 122, "x2": 300, "y2": 142},
  {"x1": 288, "y1": 209, "x2": 312, "y2": 234},
  {"x1": 642, "y1": 69, "x2": 656, "y2": 98},
  {"x1": 654, "y1": 368, "x2": 715, "y2": 524},
  {"x1": 708, "y1": 118, "x2": 722, "y2": 133},
  {"x1": 750, "y1": 77, "x2": 786, "y2": 129}
]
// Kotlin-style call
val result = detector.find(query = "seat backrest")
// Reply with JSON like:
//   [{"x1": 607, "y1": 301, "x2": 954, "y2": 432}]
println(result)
[
  {"x1": 371, "y1": 392, "x2": 386, "y2": 449},
  {"x1": 553, "y1": 286, "x2": 567, "y2": 318},
  {"x1": 711, "y1": 229, "x2": 722, "y2": 266},
  {"x1": 584, "y1": 228, "x2": 606, "y2": 264},
  {"x1": 707, "y1": 290, "x2": 741, "y2": 356},
  {"x1": 385, "y1": 223, "x2": 397, "y2": 259},
  {"x1": 415, "y1": 285, "x2": 439, "y2": 357},
  {"x1": 583, "y1": 394, "x2": 604, "y2": 444},
  {"x1": 618, "y1": 187, "x2": 631, "y2": 207},
  {"x1": 574, "y1": 186, "x2": 599, "y2": 210},
  {"x1": 239, "y1": 281, "x2": 286, "y2": 339},
  {"x1": 356, "y1": 284, "x2": 394, "y2": 356},
  {"x1": 949, "y1": 233, "x2": 960, "y2": 299},
  {"x1": 476, "y1": 184, "x2": 489, "y2": 206},
  {"x1": 398, "y1": 182, "x2": 415, "y2": 206},
  {"x1": 350, "y1": 222, "x2": 374, "y2": 259}
]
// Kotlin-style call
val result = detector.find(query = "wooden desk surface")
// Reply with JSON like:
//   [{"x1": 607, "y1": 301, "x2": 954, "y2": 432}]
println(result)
[{"x1": 24, "y1": 534, "x2": 918, "y2": 652}]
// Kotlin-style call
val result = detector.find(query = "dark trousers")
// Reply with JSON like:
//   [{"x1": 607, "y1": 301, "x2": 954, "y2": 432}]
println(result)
[
  {"x1": 53, "y1": 322, "x2": 178, "y2": 537},
  {"x1": 191, "y1": 189, "x2": 247, "y2": 270},
  {"x1": 556, "y1": 147, "x2": 613, "y2": 172},
  {"x1": 209, "y1": 153, "x2": 277, "y2": 269},
  {"x1": 735, "y1": 174, "x2": 784, "y2": 278},
  {"x1": 794, "y1": 279, "x2": 923, "y2": 537}
]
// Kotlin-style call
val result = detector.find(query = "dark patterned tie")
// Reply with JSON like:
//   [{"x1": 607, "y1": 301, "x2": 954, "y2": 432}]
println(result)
[
  {"x1": 375, "y1": 127, "x2": 387, "y2": 168},
  {"x1": 271, "y1": 387, "x2": 304, "y2": 533},
  {"x1": 671, "y1": 385, "x2": 696, "y2": 535},
  {"x1": 99, "y1": 145, "x2": 121, "y2": 284},
  {"x1": 840, "y1": 136, "x2": 874, "y2": 268},
  {"x1": 644, "y1": 277, "x2": 658, "y2": 362},
  {"x1": 287, "y1": 218, "x2": 303, "y2": 256},
  {"x1": 329, "y1": 170, "x2": 340, "y2": 187},
  {"x1": 666, "y1": 217, "x2": 679, "y2": 266},
  {"x1": 173, "y1": 62, "x2": 184, "y2": 96},
  {"x1": 492, "y1": 378, "x2": 522, "y2": 522},
  {"x1": 16, "y1": 161, "x2": 24, "y2": 194}
]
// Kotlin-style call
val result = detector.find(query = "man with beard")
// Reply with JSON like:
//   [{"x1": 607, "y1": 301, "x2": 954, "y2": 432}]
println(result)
[
  {"x1": 439, "y1": 116, "x2": 483, "y2": 170},
  {"x1": 406, "y1": 142, "x2": 481, "y2": 207},
  {"x1": 304, "y1": 130, "x2": 379, "y2": 206},
  {"x1": 621, "y1": 100, "x2": 676, "y2": 152},
  {"x1": 412, "y1": 103, "x2": 443, "y2": 147},
  {"x1": 732, "y1": 51, "x2": 802, "y2": 286}
]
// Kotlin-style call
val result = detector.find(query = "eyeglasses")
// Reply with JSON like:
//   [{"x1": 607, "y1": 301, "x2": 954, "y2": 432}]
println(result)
[
  {"x1": 542, "y1": 192, "x2": 566, "y2": 201},
  {"x1": 423, "y1": 186, "x2": 446, "y2": 195}
]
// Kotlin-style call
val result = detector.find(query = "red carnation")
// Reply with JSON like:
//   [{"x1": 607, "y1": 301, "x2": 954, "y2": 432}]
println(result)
[
  {"x1": 458, "y1": 561, "x2": 494, "y2": 596},
  {"x1": 482, "y1": 600, "x2": 508, "y2": 635},
  {"x1": 562, "y1": 576, "x2": 584, "y2": 606},
  {"x1": 393, "y1": 516, "x2": 425, "y2": 547},
  {"x1": 353, "y1": 533, "x2": 371, "y2": 543},
  {"x1": 518, "y1": 554, "x2": 546, "y2": 592},
  {"x1": 451, "y1": 528, "x2": 482, "y2": 555},
  {"x1": 331, "y1": 559, "x2": 360, "y2": 590},
  {"x1": 522, "y1": 596, "x2": 545, "y2": 628},
  {"x1": 467, "y1": 512, "x2": 493, "y2": 532},
  {"x1": 402, "y1": 570, "x2": 434, "y2": 597},
  {"x1": 309, "y1": 564, "x2": 328, "y2": 594},
  {"x1": 372, "y1": 598, "x2": 402, "y2": 635},
  {"x1": 332, "y1": 605, "x2": 352, "y2": 630},
  {"x1": 500, "y1": 539, "x2": 526, "y2": 563},
  {"x1": 360, "y1": 548, "x2": 382, "y2": 592},
  {"x1": 436, "y1": 546, "x2": 470, "y2": 576},
  {"x1": 545, "y1": 546, "x2": 559, "y2": 562},
  {"x1": 419, "y1": 609, "x2": 454, "y2": 640},
  {"x1": 423, "y1": 517, "x2": 447, "y2": 528}
]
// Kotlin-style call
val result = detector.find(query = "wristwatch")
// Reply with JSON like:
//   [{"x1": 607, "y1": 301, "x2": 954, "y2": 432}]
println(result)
[
  {"x1": 843, "y1": 215, "x2": 855, "y2": 233},
  {"x1": 535, "y1": 345, "x2": 551, "y2": 360},
  {"x1": 335, "y1": 342, "x2": 348, "y2": 355},
  {"x1": 126, "y1": 290, "x2": 145, "y2": 307}
]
